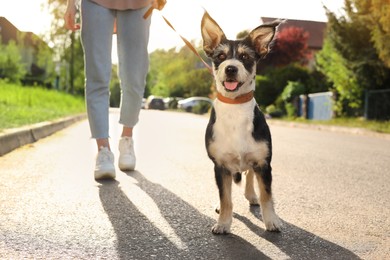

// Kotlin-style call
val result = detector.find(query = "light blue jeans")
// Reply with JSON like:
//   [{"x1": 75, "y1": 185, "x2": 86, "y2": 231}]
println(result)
[{"x1": 81, "y1": 0, "x2": 151, "y2": 138}]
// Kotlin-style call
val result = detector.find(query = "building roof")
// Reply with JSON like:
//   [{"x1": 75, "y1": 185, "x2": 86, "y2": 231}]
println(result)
[
  {"x1": 0, "y1": 16, "x2": 18, "y2": 44},
  {"x1": 261, "y1": 17, "x2": 327, "y2": 50},
  {"x1": 0, "y1": 16, "x2": 45, "y2": 47}
]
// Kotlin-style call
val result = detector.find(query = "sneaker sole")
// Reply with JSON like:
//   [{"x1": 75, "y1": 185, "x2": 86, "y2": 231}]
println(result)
[
  {"x1": 95, "y1": 169, "x2": 116, "y2": 180},
  {"x1": 118, "y1": 163, "x2": 135, "y2": 171}
]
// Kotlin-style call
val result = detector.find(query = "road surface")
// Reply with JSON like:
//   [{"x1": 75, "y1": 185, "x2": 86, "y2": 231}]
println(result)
[{"x1": 0, "y1": 109, "x2": 389, "y2": 259}]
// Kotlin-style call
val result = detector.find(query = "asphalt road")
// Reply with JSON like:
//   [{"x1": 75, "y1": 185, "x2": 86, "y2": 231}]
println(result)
[{"x1": 0, "y1": 109, "x2": 389, "y2": 259}]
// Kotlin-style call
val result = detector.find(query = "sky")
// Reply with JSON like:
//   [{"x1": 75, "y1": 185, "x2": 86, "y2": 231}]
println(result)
[{"x1": 0, "y1": 0, "x2": 345, "y2": 54}]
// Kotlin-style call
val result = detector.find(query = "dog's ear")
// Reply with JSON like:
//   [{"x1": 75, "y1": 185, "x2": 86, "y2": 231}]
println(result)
[
  {"x1": 248, "y1": 20, "x2": 283, "y2": 58},
  {"x1": 201, "y1": 12, "x2": 227, "y2": 57}
]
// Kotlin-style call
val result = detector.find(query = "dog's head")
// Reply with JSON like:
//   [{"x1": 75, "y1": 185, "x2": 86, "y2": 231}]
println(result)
[{"x1": 201, "y1": 12, "x2": 281, "y2": 99}]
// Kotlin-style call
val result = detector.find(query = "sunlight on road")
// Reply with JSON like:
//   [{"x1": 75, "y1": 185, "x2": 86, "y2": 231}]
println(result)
[
  {"x1": 234, "y1": 219, "x2": 289, "y2": 259},
  {"x1": 116, "y1": 175, "x2": 188, "y2": 251}
]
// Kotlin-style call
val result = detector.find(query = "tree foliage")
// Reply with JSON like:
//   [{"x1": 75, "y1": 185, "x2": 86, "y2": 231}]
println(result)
[
  {"x1": 148, "y1": 45, "x2": 213, "y2": 98},
  {"x1": 316, "y1": 0, "x2": 390, "y2": 116},
  {"x1": 255, "y1": 64, "x2": 329, "y2": 109},
  {"x1": 363, "y1": 0, "x2": 390, "y2": 68},
  {"x1": 253, "y1": 24, "x2": 329, "y2": 113},
  {"x1": 0, "y1": 40, "x2": 26, "y2": 83},
  {"x1": 46, "y1": 0, "x2": 84, "y2": 94},
  {"x1": 258, "y1": 26, "x2": 311, "y2": 72}
]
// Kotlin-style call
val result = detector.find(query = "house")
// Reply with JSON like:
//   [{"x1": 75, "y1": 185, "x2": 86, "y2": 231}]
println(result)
[
  {"x1": 261, "y1": 17, "x2": 327, "y2": 67},
  {"x1": 0, "y1": 16, "x2": 50, "y2": 85}
]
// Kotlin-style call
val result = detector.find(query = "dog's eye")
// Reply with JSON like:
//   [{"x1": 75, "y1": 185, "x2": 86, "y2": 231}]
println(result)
[
  {"x1": 217, "y1": 53, "x2": 226, "y2": 61},
  {"x1": 240, "y1": 53, "x2": 249, "y2": 60}
]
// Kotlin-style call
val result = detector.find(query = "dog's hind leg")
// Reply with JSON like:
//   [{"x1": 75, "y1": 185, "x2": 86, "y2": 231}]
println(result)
[
  {"x1": 254, "y1": 164, "x2": 282, "y2": 232},
  {"x1": 212, "y1": 165, "x2": 233, "y2": 234},
  {"x1": 245, "y1": 169, "x2": 259, "y2": 205}
]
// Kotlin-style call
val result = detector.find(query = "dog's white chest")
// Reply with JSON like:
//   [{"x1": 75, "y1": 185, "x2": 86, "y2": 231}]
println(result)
[{"x1": 209, "y1": 100, "x2": 269, "y2": 173}]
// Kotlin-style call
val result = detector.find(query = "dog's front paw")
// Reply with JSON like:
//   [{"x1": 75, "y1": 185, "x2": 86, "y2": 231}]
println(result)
[
  {"x1": 212, "y1": 223, "x2": 230, "y2": 235},
  {"x1": 263, "y1": 213, "x2": 282, "y2": 232}
]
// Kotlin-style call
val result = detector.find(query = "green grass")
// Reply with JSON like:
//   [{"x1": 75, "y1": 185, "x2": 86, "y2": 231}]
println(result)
[
  {"x1": 280, "y1": 117, "x2": 390, "y2": 134},
  {"x1": 0, "y1": 81, "x2": 86, "y2": 131}
]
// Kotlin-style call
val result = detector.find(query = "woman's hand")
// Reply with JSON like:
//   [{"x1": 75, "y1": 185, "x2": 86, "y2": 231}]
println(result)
[
  {"x1": 64, "y1": 0, "x2": 80, "y2": 31},
  {"x1": 152, "y1": 0, "x2": 167, "y2": 11}
]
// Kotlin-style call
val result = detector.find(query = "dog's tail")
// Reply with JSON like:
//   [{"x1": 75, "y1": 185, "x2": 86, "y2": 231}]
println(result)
[{"x1": 233, "y1": 172, "x2": 242, "y2": 184}]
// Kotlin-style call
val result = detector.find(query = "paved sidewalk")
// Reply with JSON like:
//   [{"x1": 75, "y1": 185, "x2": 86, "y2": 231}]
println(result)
[{"x1": 0, "y1": 114, "x2": 86, "y2": 156}]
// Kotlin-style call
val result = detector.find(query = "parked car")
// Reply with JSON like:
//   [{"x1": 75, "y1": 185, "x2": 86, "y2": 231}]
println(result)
[
  {"x1": 178, "y1": 97, "x2": 213, "y2": 113},
  {"x1": 163, "y1": 97, "x2": 183, "y2": 109},
  {"x1": 145, "y1": 96, "x2": 165, "y2": 110}
]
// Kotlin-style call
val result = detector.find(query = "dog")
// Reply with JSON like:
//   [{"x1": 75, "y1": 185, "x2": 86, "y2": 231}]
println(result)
[{"x1": 201, "y1": 12, "x2": 282, "y2": 234}]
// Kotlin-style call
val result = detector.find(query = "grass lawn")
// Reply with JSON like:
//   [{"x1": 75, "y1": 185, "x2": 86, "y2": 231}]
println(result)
[{"x1": 0, "y1": 81, "x2": 85, "y2": 131}]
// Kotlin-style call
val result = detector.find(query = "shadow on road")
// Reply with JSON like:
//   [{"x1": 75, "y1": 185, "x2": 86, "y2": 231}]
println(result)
[
  {"x1": 98, "y1": 171, "x2": 270, "y2": 259},
  {"x1": 234, "y1": 207, "x2": 361, "y2": 260},
  {"x1": 98, "y1": 171, "x2": 360, "y2": 259}
]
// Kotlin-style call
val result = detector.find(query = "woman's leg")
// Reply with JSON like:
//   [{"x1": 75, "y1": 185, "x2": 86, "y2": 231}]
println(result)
[
  {"x1": 116, "y1": 7, "x2": 151, "y2": 170},
  {"x1": 81, "y1": 0, "x2": 116, "y2": 149},
  {"x1": 116, "y1": 6, "x2": 151, "y2": 134},
  {"x1": 81, "y1": 0, "x2": 116, "y2": 178}
]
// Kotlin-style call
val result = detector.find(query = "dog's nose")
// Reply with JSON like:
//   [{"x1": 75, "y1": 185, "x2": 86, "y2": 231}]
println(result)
[{"x1": 225, "y1": 65, "x2": 238, "y2": 76}]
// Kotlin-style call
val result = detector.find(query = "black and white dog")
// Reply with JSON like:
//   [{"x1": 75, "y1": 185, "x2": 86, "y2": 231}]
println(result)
[{"x1": 202, "y1": 12, "x2": 282, "y2": 234}]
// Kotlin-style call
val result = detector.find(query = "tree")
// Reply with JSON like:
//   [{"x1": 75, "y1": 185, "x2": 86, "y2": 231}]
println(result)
[
  {"x1": 281, "y1": 81, "x2": 306, "y2": 118},
  {"x1": 148, "y1": 45, "x2": 213, "y2": 98},
  {"x1": 46, "y1": 0, "x2": 83, "y2": 93},
  {"x1": 255, "y1": 64, "x2": 328, "y2": 109},
  {"x1": 0, "y1": 40, "x2": 26, "y2": 83},
  {"x1": 258, "y1": 26, "x2": 311, "y2": 72},
  {"x1": 316, "y1": 38, "x2": 361, "y2": 116},
  {"x1": 316, "y1": 0, "x2": 390, "y2": 116},
  {"x1": 255, "y1": 63, "x2": 328, "y2": 108},
  {"x1": 33, "y1": 37, "x2": 56, "y2": 87},
  {"x1": 366, "y1": 0, "x2": 390, "y2": 68},
  {"x1": 236, "y1": 30, "x2": 249, "y2": 39}
]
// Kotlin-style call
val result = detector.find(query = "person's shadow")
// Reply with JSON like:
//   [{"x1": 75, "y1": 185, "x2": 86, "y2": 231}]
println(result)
[{"x1": 98, "y1": 171, "x2": 360, "y2": 260}]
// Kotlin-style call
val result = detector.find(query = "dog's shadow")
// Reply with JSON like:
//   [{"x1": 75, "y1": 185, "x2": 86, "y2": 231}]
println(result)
[
  {"x1": 98, "y1": 171, "x2": 360, "y2": 259},
  {"x1": 234, "y1": 207, "x2": 361, "y2": 259}
]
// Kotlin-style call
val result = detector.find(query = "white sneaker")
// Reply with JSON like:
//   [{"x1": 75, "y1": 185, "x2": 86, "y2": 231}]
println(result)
[
  {"x1": 94, "y1": 147, "x2": 116, "y2": 180},
  {"x1": 118, "y1": 136, "x2": 136, "y2": 171}
]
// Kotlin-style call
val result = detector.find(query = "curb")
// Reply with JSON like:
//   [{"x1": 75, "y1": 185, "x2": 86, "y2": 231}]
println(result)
[
  {"x1": 267, "y1": 119, "x2": 390, "y2": 140},
  {"x1": 0, "y1": 114, "x2": 87, "y2": 156}
]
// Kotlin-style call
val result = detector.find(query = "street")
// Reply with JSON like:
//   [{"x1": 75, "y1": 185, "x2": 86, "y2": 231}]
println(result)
[{"x1": 0, "y1": 109, "x2": 389, "y2": 259}]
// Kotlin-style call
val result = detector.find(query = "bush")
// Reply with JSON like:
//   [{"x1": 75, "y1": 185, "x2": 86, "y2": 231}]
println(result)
[
  {"x1": 265, "y1": 104, "x2": 283, "y2": 118},
  {"x1": 168, "y1": 98, "x2": 179, "y2": 109},
  {"x1": 255, "y1": 64, "x2": 329, "y2": 109},
  {"x1": 0, "y1": 40, "x2": 26, "y2": 83},
  {"x1": 255, "y1": 64, "x2": 310, "y2": 108},
  {"x1": 285, "y1": 103, "x2": 297, "y2": 118},
  {"x1": 255, "y1": 75, "x2": 281, "y2": 108},
  {"x1": 281, "y1": 81, "x2": 305, "y2": 102},
  {"x1": 281, "y1": 81, "x2": 305, "y2": 118},
  {"x1": 192, "y1": 102, "x2": 211, "y2": 114}
]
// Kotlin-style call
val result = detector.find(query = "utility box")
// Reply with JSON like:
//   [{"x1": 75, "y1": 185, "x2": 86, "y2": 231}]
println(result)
[{"x1": 307, "y1": 92, "x2": 333, "y2": 120}]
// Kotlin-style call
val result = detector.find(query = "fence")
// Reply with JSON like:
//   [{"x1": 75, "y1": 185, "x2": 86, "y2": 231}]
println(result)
[{"x1": 364, "y1": 89, "x2": 390, "y2": 120}]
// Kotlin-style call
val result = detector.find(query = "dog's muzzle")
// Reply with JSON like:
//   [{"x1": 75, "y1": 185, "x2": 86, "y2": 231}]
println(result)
[{"x1": 223, "y1": 65, "x2": 243, "y2": 91}]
